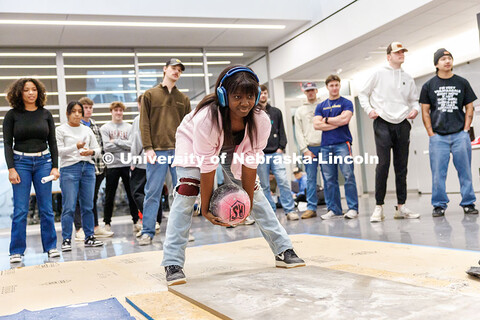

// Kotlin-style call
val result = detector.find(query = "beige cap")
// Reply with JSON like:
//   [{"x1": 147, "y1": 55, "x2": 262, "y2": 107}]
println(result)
[{"x1": 387, "y1": 42, "x2": 408, "y2": 54}]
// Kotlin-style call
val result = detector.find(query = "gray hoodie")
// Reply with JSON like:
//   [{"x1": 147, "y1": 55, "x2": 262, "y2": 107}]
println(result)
[
  {"x1": 358, "y1": 65, "x2": 420, "y2": 124},
  {"x1": 100, "y1": 121, "x2": 132, "y2": 168}
]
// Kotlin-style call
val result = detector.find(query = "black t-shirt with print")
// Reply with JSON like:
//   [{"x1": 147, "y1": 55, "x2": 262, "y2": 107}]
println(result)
[{"x1": 419, "y1": 74, "x2": 477, "y2": 135}]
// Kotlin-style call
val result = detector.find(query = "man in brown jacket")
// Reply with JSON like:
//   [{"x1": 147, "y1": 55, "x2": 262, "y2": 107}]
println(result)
[{"x1": 138, "y1": 58, "x2": 191, "y2": 245}]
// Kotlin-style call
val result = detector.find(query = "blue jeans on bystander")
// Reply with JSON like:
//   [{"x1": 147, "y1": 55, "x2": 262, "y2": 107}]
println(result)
[
  {"x1": 429, "y1": 131, "x2": 476, "y2": 209},
  {"x1": 10, "y1": 153, "x2": 57, "y2": 255},
  {"x1": 60, "y1": 161, "x2": 96, "y2": 240}
]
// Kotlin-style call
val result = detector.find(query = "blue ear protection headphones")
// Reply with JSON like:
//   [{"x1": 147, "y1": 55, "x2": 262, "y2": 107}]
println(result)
[{"x1": 216, "y1": 67, "x2": 261, "y2": 108}]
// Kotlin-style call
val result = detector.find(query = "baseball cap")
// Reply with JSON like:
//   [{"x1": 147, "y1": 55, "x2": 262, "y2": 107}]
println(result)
[
  {"x1": 433, "y1": 48, "x2": 453, "y2": 66},
  {"x1": 302, "y1": 82, "x2": 317, "y2": 91},
  {"x1": 165, "y1": 58, "x2": 185, "y2": 71},
  {"x1": 386, "y1": 42, "x2": 408, "y2": 54},
  {"x1": 293, "y1": 167, "x2": 302, "y2": 174}
]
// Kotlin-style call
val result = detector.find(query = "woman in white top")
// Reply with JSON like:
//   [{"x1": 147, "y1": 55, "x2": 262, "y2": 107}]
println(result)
[{"x1": 56, "y1": 101, "x2": 103, "y2": 251}]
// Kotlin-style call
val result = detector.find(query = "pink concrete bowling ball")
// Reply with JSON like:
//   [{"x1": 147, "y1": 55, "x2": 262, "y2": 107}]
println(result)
[{"x1": 209, "y1": 184, "x2": 251, "y2": 225}]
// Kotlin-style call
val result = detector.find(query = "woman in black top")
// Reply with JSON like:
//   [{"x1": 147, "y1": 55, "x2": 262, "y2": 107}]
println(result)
[{"x1": 3, "y1": 78, "x2": 60, "y2": 263}]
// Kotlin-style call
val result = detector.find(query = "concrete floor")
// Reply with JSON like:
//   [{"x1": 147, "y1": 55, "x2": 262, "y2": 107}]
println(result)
[{"x1": 1, "y1": 192, "x2": 479, "y2": 271}]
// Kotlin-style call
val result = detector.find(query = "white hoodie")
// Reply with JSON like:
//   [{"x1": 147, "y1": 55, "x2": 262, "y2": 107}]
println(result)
[{"x1": 358, "y1": 65, "x2": 420, "y2": 124}]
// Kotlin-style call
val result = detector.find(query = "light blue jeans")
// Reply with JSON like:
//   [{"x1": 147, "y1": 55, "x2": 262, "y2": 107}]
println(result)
[
  {"x1": 304, "y1": 146, "x2": 321, "y2": 211},
  {"x1": 429, "y1": 131, "x2": 476, "y2": 209},
  {"x1": 162, "y1": 166, "x2": 293, "y2": 267},
  {"x1": 320, "y1": 143, "x2": 358, "y2": 215},
  {"x1": 60, "y1": 161, "x2": 96, "y2": 240},
  {"x1": 257, "y1": 153, "x2": 296, "y2": 213},
  {"x1": 142, "y1": 150, "x2": 177, "y2": 238}
]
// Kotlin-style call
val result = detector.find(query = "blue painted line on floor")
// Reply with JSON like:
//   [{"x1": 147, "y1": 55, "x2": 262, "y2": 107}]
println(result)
[{"x1": 125, "y1": 297, "x2": 154, "y2": 320}]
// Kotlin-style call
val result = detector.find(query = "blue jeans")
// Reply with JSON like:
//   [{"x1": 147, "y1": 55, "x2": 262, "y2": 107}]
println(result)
[
  {"x1": 320, "y1": 143, "x2": 358, "y2": 215},
  {"x1": 257, "y1": 153, "x2": 295, "y2": 213},
  {"x1": 429, "y1": 131, "x2": 476, "y2": 209},
  {"x1": 60, "y1": 162, "x2": 96, "y2": 240},
  {"x1": 142, "y1": 150, "x2": 177, "y2": 238},
  {"x1": 304, "y1": 146, "x2": 321, "y2": 211},
  {"x1": 10, "y1": 153, "x2": 57, "y2": 255},
  {"x1": 162, "y1": 166, "x2": 293, "y2": 267}
]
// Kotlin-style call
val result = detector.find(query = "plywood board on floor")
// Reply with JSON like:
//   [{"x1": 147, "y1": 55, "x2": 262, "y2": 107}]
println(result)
[{"x1": 170, "y1": 265, "x2": 480, "y2": 320}]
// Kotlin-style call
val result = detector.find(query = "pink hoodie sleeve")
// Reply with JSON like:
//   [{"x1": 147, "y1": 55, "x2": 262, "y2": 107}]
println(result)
[{"x1": 192, "y1": 108, "x2": 222, "y2": 173}]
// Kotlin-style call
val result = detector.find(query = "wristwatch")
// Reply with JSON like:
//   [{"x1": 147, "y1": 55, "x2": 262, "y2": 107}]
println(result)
[{"x1": 325, "y1": 117, "x2": 329, "y2": 124}]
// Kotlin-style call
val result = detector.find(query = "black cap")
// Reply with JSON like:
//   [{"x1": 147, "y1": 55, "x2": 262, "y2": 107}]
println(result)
[
  {"x1": 434, "y1": 48, "x2": 453, "y2": 66},
  {"x1": 166, "y1": 58, "x2": 185, "y2": 71}
]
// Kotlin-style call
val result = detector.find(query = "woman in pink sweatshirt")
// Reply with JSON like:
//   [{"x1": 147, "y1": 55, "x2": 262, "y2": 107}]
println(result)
[{"x1": 162, "y1": 65, "x2": 305, "y2": 286}]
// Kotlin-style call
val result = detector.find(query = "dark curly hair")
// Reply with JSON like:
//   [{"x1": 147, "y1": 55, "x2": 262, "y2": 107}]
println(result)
[{"x1": 5, "y1": 78, "x2": 47, "y2": 111}]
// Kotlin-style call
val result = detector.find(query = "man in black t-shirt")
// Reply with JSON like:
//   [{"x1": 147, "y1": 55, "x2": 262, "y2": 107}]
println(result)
[{"x1": 420, "y1": 48, "x2": 478, "y2": 217}]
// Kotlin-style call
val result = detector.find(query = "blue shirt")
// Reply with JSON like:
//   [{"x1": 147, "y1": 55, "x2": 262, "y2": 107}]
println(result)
[
  {"x1": 80, "y1": 119, "x2": 91, "y2": 127},
  {"x1": 315, "y1": 96, "x2": 353, "y2": 146}
]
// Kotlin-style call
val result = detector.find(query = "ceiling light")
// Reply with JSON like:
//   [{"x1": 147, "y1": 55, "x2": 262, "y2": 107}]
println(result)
[
  {"x1": 65, "y1": 74, "x2": 135, "y2": 79},
  {"x1": 0, "y1": 75, "x2": 57, "y2": 80},
  {"x1": 63, "y1": 53, "x2": 134, "y2": 57},
  {"x1": 0, "y1": 65, "x2": 56, "y2": 69},
  {"x1": 206, "y1": 53, "x2": 243, "y2": 57},
  {"x1": 64, "y1": 64, "x2": 135, "y2": 68},
  {"x1": 137, "y1": 53, "x2": 201, "y2": 57},
  {"x1": 0, "y1": 53, "x2": 55, "y2": 57},
  {"x1": 0, "y1": 20, "x2": 285, "y2": 30}
]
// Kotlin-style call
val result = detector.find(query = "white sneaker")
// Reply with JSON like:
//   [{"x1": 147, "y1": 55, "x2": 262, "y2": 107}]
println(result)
[
  {"x1": 104, "y1": 224, "x2": 112, "y2": 232},
  {"x1": 188, "y1": 232, "x2": 195, "y2": 242},
  {"x1": 344, "y1": 210, "x2": 358, "y2": 219},
  {"x1": 75, "y1": 228, "x2": 85, "y2": 242},
  {"x1": 321, "y1": 210, "x2": 342, "y2": 220},
  {"x1": 10, "y1": 254, "x2": 22, "y2": 263},
  {"x1": 370, "y1": 205, "x2": 384, "y2": 222},
  {"x1": 286, "y1": 211, "x2": 300, "y2": 221},
  {"x1": 239, "y1": 216, "x2": 255, "y2": 225},
  {"x1": 155, "y1": 222, "x2": 160, "y2": 231},
  {"x1": 138, "y1": 234, "x2": 152, "y2": 246},
  {"x1": 394, "y1": 205, "x2": 420, "y2": 219},
  {"x1": 133, "y1": 222, "x2": 142, "y2": 233},
  {"x1": 48, "y1": 249, "x2": 60, "y2": 258},
  {"x1": 94, "y1": 227, "x2": 114, "y2": 238},
  {"x1": 136, "y1": 229, "x2": 142, "y2": 238}
]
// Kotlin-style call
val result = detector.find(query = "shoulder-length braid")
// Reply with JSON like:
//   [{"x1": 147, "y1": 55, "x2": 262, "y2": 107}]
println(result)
[{"x1": 194, "y1": 65, "x2": 260, "y2": 146}]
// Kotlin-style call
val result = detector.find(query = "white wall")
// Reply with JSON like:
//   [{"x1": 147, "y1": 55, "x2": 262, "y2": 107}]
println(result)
[{"x1": 268, "y1": 0, "x2": 433, "y2": 79}]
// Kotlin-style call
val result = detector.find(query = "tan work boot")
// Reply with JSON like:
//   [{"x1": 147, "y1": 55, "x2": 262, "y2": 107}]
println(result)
[{"x1": 301, "y1": 210, "x2": 317, "y2": 219}]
